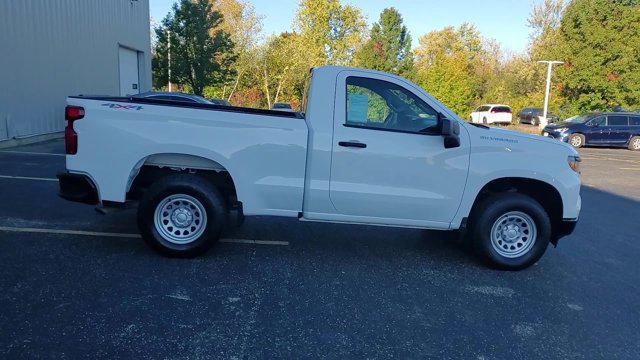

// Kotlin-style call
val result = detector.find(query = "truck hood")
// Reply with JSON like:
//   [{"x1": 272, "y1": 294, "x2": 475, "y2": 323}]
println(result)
[{"x1": 470, "y1": 124, "x2": 578, "y2": 156}]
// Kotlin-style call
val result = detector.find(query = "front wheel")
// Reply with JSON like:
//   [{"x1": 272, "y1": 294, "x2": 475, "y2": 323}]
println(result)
[
  {"x1": 568, "y1": 133, "x2": 585, "y2": 148},
  {"x1": 482, "y1": 117, "x2": 488, "y2": 124},
  {"x1": 137, "y1": 174, "x2": 227, "y2": 257},
  {"x1": 470, "y1": 193, "x2": 551, "y2": 270}
]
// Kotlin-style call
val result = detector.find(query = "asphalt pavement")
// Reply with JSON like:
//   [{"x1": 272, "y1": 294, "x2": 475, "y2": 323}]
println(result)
[{"x1": 1, "y1": 139, "x2": 639, "y2": 359}]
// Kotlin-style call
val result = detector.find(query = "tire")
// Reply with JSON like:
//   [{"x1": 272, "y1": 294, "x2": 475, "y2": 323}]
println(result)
[
  {"x1": 137, "y1": 174, "x2": 226, "y2": 257},
  {"x1": 515, "y1": 116, "x2": 520, "y2": 125},
  {"x1": 482, "y1": 117, "x2": 488, "y2": 124},
  {"x1": 628, "y1": 136, "x2": 640, "y2": 151},
  {"x1": 469, "y1": 193, "x2": 551, "y2": 270},
  {"x1": 532, "y1": 116, "x2": 539, "y2": 126},
  {"x1": 568, "y1": 133, "x2": 585, "y2": 148}
]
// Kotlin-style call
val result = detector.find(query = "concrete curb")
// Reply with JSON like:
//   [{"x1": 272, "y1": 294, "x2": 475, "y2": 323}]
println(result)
[{"x1": 0, "y1": 132, "x2": 64, "y2": 149}]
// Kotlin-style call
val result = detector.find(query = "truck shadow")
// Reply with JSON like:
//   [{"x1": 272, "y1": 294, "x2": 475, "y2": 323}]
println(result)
[
  {"x1": 26, "y1": 184, "x2": 636, "y2": 272},
  {"x1": 215, "y1": 185, "x2": 639, "y2": 269}
]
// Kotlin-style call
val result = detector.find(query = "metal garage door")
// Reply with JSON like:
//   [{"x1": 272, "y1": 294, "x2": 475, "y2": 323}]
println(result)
[{"x1": 118, "y1": 46, "x2": 140, "y2": 96}]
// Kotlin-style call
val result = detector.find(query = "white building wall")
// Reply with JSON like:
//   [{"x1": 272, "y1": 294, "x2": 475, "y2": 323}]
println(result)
[{"x1": 0, "y1": 0, "x2": 152, "y2": 140}]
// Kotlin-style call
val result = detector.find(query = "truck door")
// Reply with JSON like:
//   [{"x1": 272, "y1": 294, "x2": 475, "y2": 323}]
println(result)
[{"x1": 328, "y1": 71, "x2": 469, "y2": 226}]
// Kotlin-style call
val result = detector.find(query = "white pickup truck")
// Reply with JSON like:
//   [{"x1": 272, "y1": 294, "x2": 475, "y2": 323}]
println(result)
[{"x1": 58, "y1": 66, "x2": 581, "y2": 270}]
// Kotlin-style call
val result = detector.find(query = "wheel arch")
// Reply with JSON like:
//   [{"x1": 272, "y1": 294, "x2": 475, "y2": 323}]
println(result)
[
  {"x1": 126, "y1": 152, "x2": 240, "y2": 209},
  {"x1": 467, "y1": 177, "x2": 564, "y2": 244}
]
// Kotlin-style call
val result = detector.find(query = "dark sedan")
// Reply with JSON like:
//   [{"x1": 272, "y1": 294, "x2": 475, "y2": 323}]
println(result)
[
  {"x1": 132, "y1": 91, "x2": 213, "y2": 104},
  {"x1": 542, "y1": 112, "x2": 640, "y2": 150},
  {"x1": 517, "y1": 107, "x2": 559, "y2": 125},
  {"x1": 207, "y1": 98, "x2": 232, "y2": 106}
]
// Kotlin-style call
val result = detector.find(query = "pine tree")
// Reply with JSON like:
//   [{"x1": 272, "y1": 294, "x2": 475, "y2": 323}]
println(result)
[{"x1": 355, "y1": 8, "x2": 413, "y2": 76}]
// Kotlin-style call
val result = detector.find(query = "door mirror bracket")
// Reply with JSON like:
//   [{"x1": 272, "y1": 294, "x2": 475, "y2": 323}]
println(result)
[{"x1": 440, "y1": 114, "x2": 461, "y2": 149}]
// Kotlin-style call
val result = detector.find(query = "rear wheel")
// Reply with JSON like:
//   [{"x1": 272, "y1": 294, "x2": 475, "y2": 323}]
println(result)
[
  {"x1": 470, "y1": 193, "x2": 551, "y2": 270},
  {"x1": 568, "y1": 133, "x2": 585, "y2": 148},
  {"x1": 532, "y1": 116, "x2": 539, "y2": 126},
  {"x1": 628, "y1": 136, "x2": 640, "y2": 151},
  {"x1": 137, "y1": 174, "x2": 226, "y2": 257}
]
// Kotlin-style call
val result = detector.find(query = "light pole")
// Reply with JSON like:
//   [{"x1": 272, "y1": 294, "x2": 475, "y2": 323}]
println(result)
[
  {"x1": 537, "y1": 60, "x2": 563, "y2": 127},
  {"x1": 167, "y1": 28, "x2": 172, "y2": 92}
]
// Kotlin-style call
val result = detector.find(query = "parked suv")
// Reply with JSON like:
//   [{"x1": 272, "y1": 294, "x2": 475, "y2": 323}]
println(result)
[
  {"x1": 469, "y1": 104, "x2": 512, "y2": 124},
  {"x1": 542, "y1": 112, "x2": 640, "y2": 150},
  {"x1": 517, "y1": 108, "x2": 559, "y2": 125}
]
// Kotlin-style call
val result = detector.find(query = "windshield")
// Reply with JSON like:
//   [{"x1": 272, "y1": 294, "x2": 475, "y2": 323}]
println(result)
[{"x1": 563, "y1": 115, "x2": 590, "y2": 124}]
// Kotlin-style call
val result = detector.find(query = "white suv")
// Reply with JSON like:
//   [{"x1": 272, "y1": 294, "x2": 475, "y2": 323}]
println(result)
[{"x1": 470, "y1": 104, "x2": 512, "y2": 124}]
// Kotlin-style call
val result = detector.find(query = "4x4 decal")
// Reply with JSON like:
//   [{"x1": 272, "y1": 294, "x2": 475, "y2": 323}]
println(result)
[{"x1": 101, "y1": 103, "x2": 143, "y2": 110}]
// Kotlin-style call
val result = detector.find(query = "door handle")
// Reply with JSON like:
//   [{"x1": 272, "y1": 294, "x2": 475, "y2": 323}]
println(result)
[{"x1": 338, "y1": 141, "x2": 367, "y2": 148}]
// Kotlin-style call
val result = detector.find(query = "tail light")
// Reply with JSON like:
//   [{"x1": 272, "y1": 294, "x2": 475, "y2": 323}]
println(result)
[{"x1": 65, "y1": 106, "x2": 84, "y2": 155}]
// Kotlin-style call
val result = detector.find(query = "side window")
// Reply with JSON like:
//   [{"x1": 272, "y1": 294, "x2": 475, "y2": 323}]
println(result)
[
  {"x1": 346, "y1": 77, "x2": 439, "y2": 134},
  {"x1": 493, "y1": 106, "x2": 511, "y2": 113},
  {"x1": 608, "y1": 115, "x2": 628, "y2": 126},
  {"x1": 589, "y1": 116, "x2": 606, "y2": 126},
  {"x1": 630, "y1": 116, "x2": 640, "y2": 126}
]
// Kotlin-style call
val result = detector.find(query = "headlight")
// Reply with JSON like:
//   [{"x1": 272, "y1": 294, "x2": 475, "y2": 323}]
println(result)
[
  {"x1": 557, "y1": 127, "x2": 568, "y2": 132},
  {"x1": 568, "y1": 155, "x2": 581, "y2": 174}
]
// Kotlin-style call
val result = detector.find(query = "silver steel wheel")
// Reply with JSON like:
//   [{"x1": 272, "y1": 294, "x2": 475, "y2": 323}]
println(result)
[
  {"x1": 490, "y1": 211, "x2": 537, "y2": 258},
  {"x1": 570, "y1": 135, "x2": 582, "y2": 147},
  {"x1": 154, "y1": 194, "x2": 207, "y2": 244},
  {"x1": 632, "y1": 138, "x2": 640, "y2": 150}
]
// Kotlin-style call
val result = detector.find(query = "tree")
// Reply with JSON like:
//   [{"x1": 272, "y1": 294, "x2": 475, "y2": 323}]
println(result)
[
  {"x1": 210, "y1": 0, "x2": 263, "y2": 101},
  {"x1": 152, "y1": 0, "x2": 236, "y2": 96},
  {"x1": 294, "y1": 0, "x2": 366, "y2": 66},
  {"x1": 554, "y1": 0, "x2": 640, "y2": 112},
  {"x1": 355, "y1": 7, "x2": 413, "y2": 76},
  {"x1": 413, "y1": 24, "x2": 486, "y2": 117}
]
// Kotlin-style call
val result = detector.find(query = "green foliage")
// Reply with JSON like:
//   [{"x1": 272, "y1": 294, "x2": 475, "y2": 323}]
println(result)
[
  {"x1": 150, "y1": 0, "x2": 640, "y2": 117},
  {"x1": 554, "y1": 0, "x2": 640, "y2": 112},
  {"x1": 294, "y1": 0, "x2": 367, "y2": 66},
  {"x1": 413, "y1": 24, "x2": 486, "y2": 117},
  {"x1": 355, "y1": 7, "x2": 413, "y2": 76},
  {"x1": 152, "y1": 0, "x2": 236, "y2": 96}
]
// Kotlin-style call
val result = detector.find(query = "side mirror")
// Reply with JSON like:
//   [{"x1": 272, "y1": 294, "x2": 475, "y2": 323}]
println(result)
[{"x1": 440, "y1": 114, "x2": 460, "y2": 149}]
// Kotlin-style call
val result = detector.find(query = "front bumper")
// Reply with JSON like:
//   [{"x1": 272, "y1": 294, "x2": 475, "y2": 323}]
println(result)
[
  {"x1": 551, "y1": 218, "x2": 578, "y2": 245},
  {"x1": 57, "y1": 172, "x2": 99, "y2": 205},
  {"x1": 541, "y1": 128, "x2": 569, "y2": 142}
]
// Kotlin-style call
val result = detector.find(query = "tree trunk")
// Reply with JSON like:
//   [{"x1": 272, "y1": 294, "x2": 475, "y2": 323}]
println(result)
[
  {"x1": 274, "y1": 71, "x2": 287, "y2": 104},
  {"x1": 263, "y1": 67, "x2": 271, "y2": 109},
  {"x1": 274, "y1": 80, "x2": 283, "y2": 104},
  {"x1": 227, "y1": 71, "x2": 243, "y2": 102}
]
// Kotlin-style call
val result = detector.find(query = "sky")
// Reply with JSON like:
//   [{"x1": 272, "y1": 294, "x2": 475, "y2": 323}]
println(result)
[{"x1": 150, "y1": 0, "x2": 540, "y2": 54}]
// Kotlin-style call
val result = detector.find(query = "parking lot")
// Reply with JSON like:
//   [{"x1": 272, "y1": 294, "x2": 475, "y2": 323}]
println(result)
[{"x1": 1, "y1": 139, "x2": 639, "y2": 359}]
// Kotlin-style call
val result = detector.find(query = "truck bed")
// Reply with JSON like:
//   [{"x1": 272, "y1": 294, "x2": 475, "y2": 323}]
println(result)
[{"x1": 65, "y1": 96, "x2": 309, "y2": 217}]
